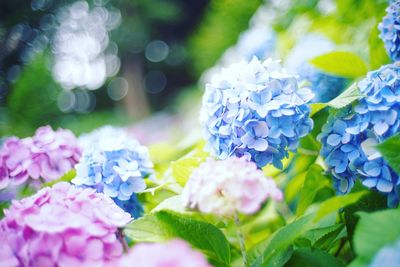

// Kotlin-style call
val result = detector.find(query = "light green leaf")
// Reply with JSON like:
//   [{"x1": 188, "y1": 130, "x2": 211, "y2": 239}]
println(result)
[
  {"x1": 309, "y1": 51, "x2": 368, "y2": 78},
  {"x1": 315, "y1": 191, "x2": 368, "y2": 222},
  {"x1": 353, "y1": 209, "x2": 400, "y2": 264},
  {"x1": 310, "y1": 103, "x2": 327, "y2": 117},
  {"x1": 297, "y1": 164, "x2": 329, "y2": 216},
  {"x1": 151, "y1": 195, "x2": 186, "y2": 213},
  {"x1": 41, "y1": 169, "x2": 76, "y2": 188},
  {"x1": 124, "y1": 211, "x2": 231, "y2": 265},
  {"x1": 285, "y1": 248, "x2": 345, "y2": 267},
  {"x1": 376, "y1": 133, "x2": 400, "y2": 175},
  {"x1": 327, "y1": 83, "x2": 364, "y2": 109}
]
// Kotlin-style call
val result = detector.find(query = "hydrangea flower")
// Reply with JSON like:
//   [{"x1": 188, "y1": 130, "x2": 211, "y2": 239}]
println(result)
[
  {"x1": 73, "y1": 127, "x2": 153, "y2": 217},
  {"x1": 285, "y1": 34, "x2": 348, "y2": 103},
  {"x1": 318, "y1": 63, "x2": 400, "y2": 206},
  {"x1": 182, "y1": 157, "x2": 282, "y2": 216},
  {"x1": 0, "y1": 126, "x2": 81, "y2": 190},
  {"x1": 111, "y1": 240, "x2": 211, "y2": 267},
  {"x1": 379, "y1": 0, "x2": 400, "y2": 62},
  {"x1": 201, "y1": 58, "x2": 314, "y2": 168},
  {"x1": 0, "y1": 182, "x2": 131, "y2": 267},
  {"x1": 369, "y1": 239, "x2": 400, "y2": 267}
]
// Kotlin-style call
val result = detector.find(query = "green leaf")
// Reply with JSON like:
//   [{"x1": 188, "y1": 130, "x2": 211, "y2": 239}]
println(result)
[
  {"x1": 171, "y1": 147, "x2": 207, "y2": 186},
  {"x1": 310, "y1": 103, "x2": 327, "y2": 117},
  {"x1": 41, "y1": 169, "x2": 76, "y2": 188},
  {"x1": 297, "y1": 164, "x2": 330, "y2": 216},
  {"x1": 309, "y1": 51, "x2": 368, "y2": 78},
  {"x1": 376, "y1": 133, "x2": 400, "y2": 175},
  {"x1": 302, "y1": 224, "x2": 345, "y2": 250},
  {"x1": 125, "y1": 211, "x2": 231, "y2": 265},
  {"x1": 249, "y1": 214, "x2": 315, "y2": 267},
  {"x1": 353, "y1": 209, "x2": 400, "y2": 263},
  {"x1": 327, "y1": 83, "x2": 364, "y2": 109},
  {"x1": 315, "y1": 191, "x2": 368, "y2": 222},
  {"x1": 285, "y1": 248, "x2": 345, "y2": 267}
]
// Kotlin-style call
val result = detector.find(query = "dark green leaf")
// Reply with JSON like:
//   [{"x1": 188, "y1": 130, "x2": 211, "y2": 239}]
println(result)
[
  {"x1": 302, "y1": 224, "x2": 345, "y2": 250},
  {"x1": 309, "y1": 51, "x2": 368, "y2": 78},
  {"x1": 376, "y1": 133, "x2": 400, "y2": 175},
  {"x1": 125, "y1": 210, "x2": 231, "y2": 265},
  {"x1": 297, "y1": 164, "x2": 329, "y2": 216},
  {"x1": 285, "y1": 248, "x2": 345, "y2": 267}
]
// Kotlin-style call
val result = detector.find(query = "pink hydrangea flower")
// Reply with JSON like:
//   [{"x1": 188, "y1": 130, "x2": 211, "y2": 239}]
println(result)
[
  {"x1": 112, "y1": 240, "x2": 211, "y2": 267},
  {"x1": 0, "y1": 137, "x2": 32, "y2": 189},
  {"x1": 0, "y1": 182, "x2": 131, "y2": 267},
  {"x1": 0, "y1": 126, "x2": 81, "y2": 189},
  {"x1": 182, "y1": 157, "x2": 283, "y2": 216},
  {"x1": 30, "y1": 126, "x2": 81, "y2": 181}
]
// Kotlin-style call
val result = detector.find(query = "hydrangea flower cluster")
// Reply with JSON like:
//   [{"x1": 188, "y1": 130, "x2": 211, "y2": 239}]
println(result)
[
  {"x1": 111, "y1": 240, "x2": 211, "y2": 267},
  {"x1": 378, "y1": 0, "x2": 400, "y2": 62},
  {"x1": 201, "y1": 58, "x2": 314, "y2": 169},
  {"x1": 0, "y1": 182, "x2": 131, "y2": 267},
  {"x1": 73, "y1": 126, "x2": 154, "y2": 217},
  {"x1": 369, "y1": 239, "x2": 400, "y2": 267},
  {"x1": 182, "y1": 157, "x2": 283, "y2": 216},
  {"x1": 318, "y1": 63, "x2": 400, "y2": 206},
  {"x1": 285, "y1": 34, "x2": 348, "y2": 103},
  {"x1": 0, "y1": 126, "x2": 81, "y2": 190}
]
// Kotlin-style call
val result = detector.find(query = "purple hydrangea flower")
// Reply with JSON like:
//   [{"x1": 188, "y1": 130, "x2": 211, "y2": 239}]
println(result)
[
  {"x1": 201, "y1": 58, "x2": 314, "y2": 168},
  {"x1": 0, "y1": 182, "x2": 131, "y2": 267},
  {"x1": 0, "y1": 126, "x2": 81, "y2": 190},
  {"x1": 112, "y1": 240, "x2": 211, "y2": 267},
  {"x1": 182, "y1": 157, "x2": 283, "y2": 216},
  {"x1": 73, "y1": 128, "x2": 153, "y2": 217},
  {"x1": 318, "y1": 63, "x2": 400, "y2": 206},
  {"x1": 379, "y1": 0, "x2": 400, "y2": 62}
]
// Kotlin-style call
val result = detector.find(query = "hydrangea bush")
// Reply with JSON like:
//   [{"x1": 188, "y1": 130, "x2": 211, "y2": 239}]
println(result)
[
  {"x1": 0, "y1": 182, "x2": 131, "y2": 266},
  {"x1": 0, "y1": 126, "x2": 81, "y2": 189},
  {"x1": 73, "y1": 126, "x2": 153, "y2": 217},
  {"x1": 201, "y1": 58, "x2": 314, "y2": 169},
  {"x1": 319, "y1": 63, "x2": 400, "y2": 206},
  {"x1": 379, "y1": 0, "x2": 400, "y2": 62},
  {"x1": 1, "y1": 1, "x2": 400, "y2": 267}
]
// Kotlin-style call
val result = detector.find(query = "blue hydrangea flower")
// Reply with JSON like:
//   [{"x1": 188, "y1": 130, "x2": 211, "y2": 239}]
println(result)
[
  {"x1": 369, "y1": 239, "x2": 400, "y2": 267},
  {"x1": 235, "y1": 25, "x2": 276, "y2": 61},
  {"x1": 318, "y1": 63, "x2": 400, "y2": 206},
  {"x1": 379, "y1": 0, "x2": 400, "y2": 62},
  {"x1": 73, "y1": 127, "x2": 154, "y2": 217},
  {"x1": 285, "y1": 34, "x2": 349, "y2": 103},
  {"x1": 201, "y1": 58, "x2": 314, "y2": 169}
]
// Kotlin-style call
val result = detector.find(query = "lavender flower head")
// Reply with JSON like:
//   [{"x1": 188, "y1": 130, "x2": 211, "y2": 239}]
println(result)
[
  {"x1": 369, "y1": 239, "x2": 400, "y2": 267},
  {"x1": 379, "y1": 0, "x2": 400, "y2": 62},
  {"x1": 318, "y1": 63, "x2": 400, "y2": 206},
  {"x1": 182, "y1": 157, "x2": 283, "y2": 216},
  {"x1": 201, "y1": 58, "x2": 314, "y2": 168},
  {"x1": 0, "y1": 126, "x2": 81, "y2": 190},
  {"x1": 0, "y1": 182, "x2": 131, "y2": 267},
  {"x1": 285, "y1": 34, "x2": 348, "y2": 103},
  {"x1": 73, "y1": 127, "x2": 153, "y2": 216},
  {"x1": 112, "y1": 240, "x2": 211, "y2": 267}
]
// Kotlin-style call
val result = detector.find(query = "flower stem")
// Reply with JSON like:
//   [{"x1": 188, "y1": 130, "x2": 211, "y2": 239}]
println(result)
[
  {"x1": 118, "y1": 229, "x2": 129, "y2": 253},
  {"x1": 234, "y1": 212, "x2": 247, "y2": 267}
]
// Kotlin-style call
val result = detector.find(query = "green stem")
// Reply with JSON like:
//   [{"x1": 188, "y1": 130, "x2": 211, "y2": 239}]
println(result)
[{"x1": 234, "y1": 212, "x2": 247, "y2": 267}]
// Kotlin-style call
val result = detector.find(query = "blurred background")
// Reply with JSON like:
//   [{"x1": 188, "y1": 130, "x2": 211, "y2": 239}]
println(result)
[{"x1": 0, "y1": 0, "x2": 389, "y2": 142}]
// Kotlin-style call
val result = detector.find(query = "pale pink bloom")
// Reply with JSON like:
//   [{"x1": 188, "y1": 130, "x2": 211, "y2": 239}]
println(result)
[
  {"x1": 112, "y1": 240, "x2": 211, "y2": 267},
  {"x1": 182, "y1": 157, "x2": 282, "y2": 216}
]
